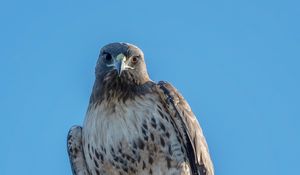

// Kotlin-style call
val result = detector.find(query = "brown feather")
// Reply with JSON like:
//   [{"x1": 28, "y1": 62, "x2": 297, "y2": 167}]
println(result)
[{"x1": 155, "y1": 81, "x2": 214, "y2": 175}]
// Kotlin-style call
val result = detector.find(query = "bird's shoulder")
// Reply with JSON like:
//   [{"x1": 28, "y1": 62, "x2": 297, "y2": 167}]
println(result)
[{"x1": 151, "y1": 81, "x2": 214, "y2": 175}]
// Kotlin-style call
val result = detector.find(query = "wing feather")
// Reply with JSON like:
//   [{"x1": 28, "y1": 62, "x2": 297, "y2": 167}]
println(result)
[
  {"x1": 67, "y1": 126, "x2": 90, "y2": 175},
  {"x1": 156, "y1": 81, "x2": 214, "y2": 175}
]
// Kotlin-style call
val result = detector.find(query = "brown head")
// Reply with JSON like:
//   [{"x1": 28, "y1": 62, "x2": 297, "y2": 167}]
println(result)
[{"x1": 90, "y1": 42, "x2": 152, "y2": 104}]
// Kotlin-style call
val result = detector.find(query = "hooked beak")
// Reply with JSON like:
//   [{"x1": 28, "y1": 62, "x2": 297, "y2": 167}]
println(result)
[
  {"x1": 114, "y1": 54, "x2": 126, "y2": 76},
  {"x1": 114, "y1": 53, "x2": 126, "y2": 77},
  {"x1": 106, "y1": 53, "x2": 134, "y2": 76},
  {"x1": 114, "y1": 53, "x2": 134, "y2": 76}
]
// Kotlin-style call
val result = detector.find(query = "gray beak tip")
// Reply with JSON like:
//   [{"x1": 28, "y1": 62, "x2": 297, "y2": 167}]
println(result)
[{"x1": 115, "y1": 54, "x2": 126, "y2": 76}]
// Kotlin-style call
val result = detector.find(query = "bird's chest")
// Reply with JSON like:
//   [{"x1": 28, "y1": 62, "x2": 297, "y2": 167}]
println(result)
[{"x1": 82, "y1": 95, "x2": 187, "y2": 175}]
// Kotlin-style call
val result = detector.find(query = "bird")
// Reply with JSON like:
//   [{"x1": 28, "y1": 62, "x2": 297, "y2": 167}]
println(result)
[{"x1": 67, "y1": 42, "x2": 214, "y2": 175}]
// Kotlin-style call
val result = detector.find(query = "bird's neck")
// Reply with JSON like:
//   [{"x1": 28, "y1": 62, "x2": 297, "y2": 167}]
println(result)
[{"x1": 89, "y1": 77, "x2": 154, "y2": 106}]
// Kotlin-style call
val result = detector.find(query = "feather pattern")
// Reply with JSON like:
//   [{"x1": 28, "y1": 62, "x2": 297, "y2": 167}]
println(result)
[
  {"x1": 156, "y1": 81, "x2": 214, "y2": 175},
  {"x1": 67, "y1": 126, "x2": 90, "y2": 175},
  {"x1": 67, "y1": 42, "x2": 214, "y2": 175}
]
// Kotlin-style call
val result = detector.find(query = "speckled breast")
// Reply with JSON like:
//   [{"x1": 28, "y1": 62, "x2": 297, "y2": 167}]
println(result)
[{"x1": 82, "y1": 94, "x2": 190, "y2": 175}]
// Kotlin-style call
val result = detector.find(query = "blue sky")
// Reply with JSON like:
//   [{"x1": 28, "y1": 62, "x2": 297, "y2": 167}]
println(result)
[{"x1": 0, "y1": 0, "x2": 299, "y2": 174}]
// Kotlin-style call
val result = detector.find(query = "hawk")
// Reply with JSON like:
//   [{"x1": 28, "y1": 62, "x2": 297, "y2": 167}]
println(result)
[{"x1": 67, "y1": 43, "x2": 214, "y2": 175}]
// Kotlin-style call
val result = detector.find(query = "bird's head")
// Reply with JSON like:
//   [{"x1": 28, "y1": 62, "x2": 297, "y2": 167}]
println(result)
[{"x1": 95, "y1": 42, "x2": 150, "y2": 85}]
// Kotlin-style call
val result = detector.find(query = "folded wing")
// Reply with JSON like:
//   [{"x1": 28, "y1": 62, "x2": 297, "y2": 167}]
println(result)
[
  {"x1": 156, "y1": 81, "x2": 214, "y2": 175},
  {"x1": 67, "y1": 126, "x2": 90, "y2": 175}
]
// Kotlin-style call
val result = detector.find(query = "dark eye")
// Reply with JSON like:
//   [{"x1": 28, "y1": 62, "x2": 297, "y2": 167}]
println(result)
[
  {"x1": 131, "y1": 56, "x2": 139, "y2": 64},
  {"x1": 103, "y1": 52, "x2": 112, "y2": 62}
]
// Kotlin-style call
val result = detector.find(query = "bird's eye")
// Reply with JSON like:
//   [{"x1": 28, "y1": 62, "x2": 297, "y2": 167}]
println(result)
[
  {"x1": 131, "y1": 56, "x2": 139, "y2": 64},
  {"x1": 103, "y1": 53, "x2": 112, "y2": 62}
]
